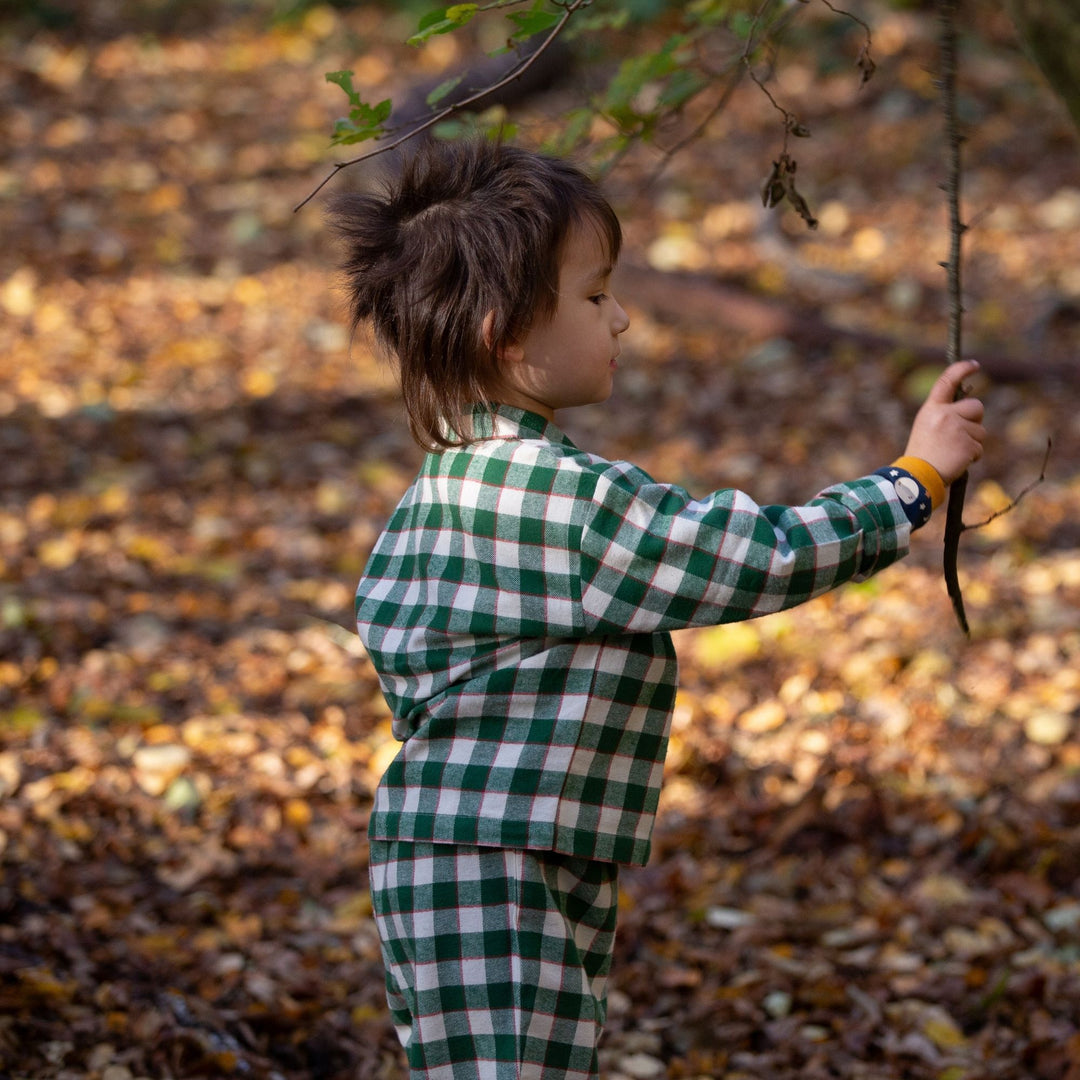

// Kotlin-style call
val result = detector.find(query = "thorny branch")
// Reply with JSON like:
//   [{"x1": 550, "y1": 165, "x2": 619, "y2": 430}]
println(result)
[
  {"x1": 939, "y1": 3, "x2": 965, "y2": 372},
  {"x1": 938, "y1": 0, "x2": 971, "y2": 635},
  {"x1": 937, "y1": 2, "x2": 1050, "y2": 635},
  {"x1": 294, "y1": 0, "x2": 592, "y2": 211}
]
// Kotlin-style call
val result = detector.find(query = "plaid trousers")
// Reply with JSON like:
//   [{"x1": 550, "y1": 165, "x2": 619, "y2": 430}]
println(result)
[{"x1": 368, "y1": 840, "x2": 620, "y2": 1079}]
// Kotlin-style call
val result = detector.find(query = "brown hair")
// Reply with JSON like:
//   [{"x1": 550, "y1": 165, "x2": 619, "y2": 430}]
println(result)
[{"x1": 327, "y1": 139, "x2": 622, "y2": 450}]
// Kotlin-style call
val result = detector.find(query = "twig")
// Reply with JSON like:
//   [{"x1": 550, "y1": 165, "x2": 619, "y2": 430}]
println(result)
[
  {"x1": 961, "y1": 438, "x2": 1052, "y2": 531},
  {"x1": 650, "y1": 0, "x2": 808, "y2": 177},
  {"x1": 745, "y1": 0, "x2": 874, "y2": 229},
  {"x1": 938, "y1": 0, "x2": 971, "y2": 636},
  {"x1": 651, "y1": 61, "x2": 745, "y2": 179},
  {"x1": 815, "y1": 0, "x2": 872, "y2": 42},
  {"x1": 743, "y1": 1, "x2": 822, "y2": 227},
  {"x1": 816, "y1": 0, "x2": 876, "y2": 83},
  {"x1": 743, "y1": 16, "x2": 796, "y2": 145},
  {"x1": 294, "y1": 0, "x2": 591, "y2": 212}
]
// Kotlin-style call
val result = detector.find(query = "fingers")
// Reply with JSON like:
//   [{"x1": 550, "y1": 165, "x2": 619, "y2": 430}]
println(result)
[
  {"x1": 952, "y1": 394, "x2": 986, "y2": 455},
  {"x1": 957, "y1": 410, "x2": 987, "y2": 468},
  {"x1": 961, "y1": 420, "x2": 986, "y2": 462},
  {"x1": 954, "y1": 390, "x2": 986, "y2": 456},
  {"x1": 953, "y1": 396, "x2": 984, "y2": 421},
  {"x1": 928, "y1": 359, "x2": 981, "y2": 404},
  {"x1": 904, "y1": 362, "x2": 988, "y2": 483},
  {"x1": 934, "y1": 363, "x2": 986, "y2": 473}
]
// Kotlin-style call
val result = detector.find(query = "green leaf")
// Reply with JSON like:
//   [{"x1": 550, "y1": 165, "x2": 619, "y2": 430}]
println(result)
[
  {"x1": 658, "y1": 68, "x2": 707, "y2": 111},
  {"x1": 330, "y1": 122, "x2": 369, "y2": 148},
  {"x1": 687, "y1": 0, "x2": 738, "y2": 27},
  {"x1": 329, "y1": 97, "x2": 392, "y2": 146},
  {"x1": 507, "y1": 8, "x2": 561, "y2": 41},
  {"x1": 603, "y1": 37, "x2": 686, "y2": 119},
  {"x1": 357, "y1": 98, "x2": 393, "y2": 125},
  {"x1": 567, "y1": 10, "x2": 630, "y2": 37},
  {"x1": 731, "y1": 11, "x2": 756, "y2": 39},
  {"x1": 620, "y1": 0, "x2": 670, "y2": 18},
  {"x1": 426, "y1": 74, "x2": 464, "y2": 106},
  {"x1": 325, "y1": 69, "x2": 362, "y2": 107},
  {"x1": 592, "y1": 132, "x2": 632, "y2": 174},
  {"x1": 432, "y1": 105, "x2": 517, "y2": 142},
  {"x1": 407, "y1": 4, "x2": 479, "y2": 45},
  {"x1": 541, "y1": 107, "x2": 594, "y2": 156},
  {"x1": 605, "y1": 55, "x2": 661, "y2": 112},
  {"x1": 432, "y1": 118, "x2": 471, "y2": 139}
]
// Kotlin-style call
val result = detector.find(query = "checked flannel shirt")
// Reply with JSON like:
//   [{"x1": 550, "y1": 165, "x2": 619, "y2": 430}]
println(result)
[{"x1": 357, "y1": 405, "x2": 927, "y2": 866}]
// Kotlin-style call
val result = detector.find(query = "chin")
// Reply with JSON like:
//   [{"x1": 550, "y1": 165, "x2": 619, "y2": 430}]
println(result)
[{"x1": 560, "y1": 383, "x2": 614, "y2": 410}]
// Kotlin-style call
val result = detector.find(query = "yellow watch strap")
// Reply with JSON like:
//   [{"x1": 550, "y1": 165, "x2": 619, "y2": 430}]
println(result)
[{"x1": 892, "y1": 456, "x2": 946, "y2": 509}]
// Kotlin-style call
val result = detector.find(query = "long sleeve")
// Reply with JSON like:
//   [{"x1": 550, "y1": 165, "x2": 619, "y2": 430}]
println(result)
[{"x1": 576, "y1": 461, "x2": 909, "y2": 635}]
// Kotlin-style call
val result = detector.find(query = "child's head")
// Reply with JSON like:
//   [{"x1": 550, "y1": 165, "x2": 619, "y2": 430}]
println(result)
[{"x1": 328, "y1": 139, "x2": 622, "y2": 449}]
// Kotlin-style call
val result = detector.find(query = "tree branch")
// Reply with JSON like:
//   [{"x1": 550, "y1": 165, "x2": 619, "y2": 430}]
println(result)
[
  {"x1": 961, "y1": 438, "x2": 1051, "y2": 532},
  {"x1": 294, "y1": 0, "x2": 591, "y2": 212},
  {"x1": 938, "y1": 0, "x2": 971, "y2": 636}
]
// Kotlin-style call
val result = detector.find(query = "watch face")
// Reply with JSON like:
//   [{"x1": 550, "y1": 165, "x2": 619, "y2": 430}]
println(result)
[{"x1": 894, "y1": 476, "x2": 921, "y2": 504}]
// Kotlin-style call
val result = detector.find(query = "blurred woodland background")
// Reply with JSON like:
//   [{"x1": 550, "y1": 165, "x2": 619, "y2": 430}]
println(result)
[{"x1": 1, "y1": 1, "x2": 1079, "y2": 1077}]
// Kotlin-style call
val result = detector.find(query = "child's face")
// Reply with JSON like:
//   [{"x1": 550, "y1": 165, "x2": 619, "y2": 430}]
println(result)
[{"x1": 496, "y1": 223, "x2": 630, "y2": 421}]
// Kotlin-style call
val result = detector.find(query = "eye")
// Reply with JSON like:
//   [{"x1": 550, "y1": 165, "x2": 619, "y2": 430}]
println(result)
[{"x1": 589, "y1": 293, "x2": 608, "y2": 306}]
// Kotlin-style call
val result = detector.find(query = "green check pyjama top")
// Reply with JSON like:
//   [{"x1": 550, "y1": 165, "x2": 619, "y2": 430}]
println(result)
[{"x1": 357, "y1": 405, "x2": 919, "y2": 866}]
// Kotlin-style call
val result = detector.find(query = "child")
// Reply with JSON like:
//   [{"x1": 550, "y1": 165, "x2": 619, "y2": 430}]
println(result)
[{"x1": 330, "y1": 139, "x2": 986, "y2": 1080}]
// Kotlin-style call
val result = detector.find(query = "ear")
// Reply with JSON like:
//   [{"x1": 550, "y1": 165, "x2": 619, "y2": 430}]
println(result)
[{"x1": 482, "y1": 310, "x2": 524, "y2": 363}]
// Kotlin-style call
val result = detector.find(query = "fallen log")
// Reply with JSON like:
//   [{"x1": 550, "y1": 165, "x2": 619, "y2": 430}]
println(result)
[{"x1": 614, "y1": 260, "x2": 1073, "y2": 384}]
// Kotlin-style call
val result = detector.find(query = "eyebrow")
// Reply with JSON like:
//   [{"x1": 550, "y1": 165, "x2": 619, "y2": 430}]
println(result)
[{"x1": 584, "y1": 264, "x2": 614, "y2": 283}]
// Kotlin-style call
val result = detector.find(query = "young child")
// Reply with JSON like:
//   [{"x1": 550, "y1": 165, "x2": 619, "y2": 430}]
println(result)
[{"x1": 330, "y1": 139, "x2": 986, "y2": 1080}]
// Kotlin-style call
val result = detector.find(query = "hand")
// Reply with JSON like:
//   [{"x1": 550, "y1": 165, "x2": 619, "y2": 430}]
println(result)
[{"x1": 904, "y1": 360, "x2": 986, "y2": 486}]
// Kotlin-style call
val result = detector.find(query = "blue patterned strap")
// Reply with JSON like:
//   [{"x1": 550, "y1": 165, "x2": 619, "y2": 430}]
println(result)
[{"x1": 875, "y1": 457, "x2": 941, "y2": 530}]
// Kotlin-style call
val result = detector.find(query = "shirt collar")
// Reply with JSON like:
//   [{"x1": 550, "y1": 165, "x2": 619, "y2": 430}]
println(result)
[{"x1": 471, "y1": 404, "x2": 579, "y2": 450}]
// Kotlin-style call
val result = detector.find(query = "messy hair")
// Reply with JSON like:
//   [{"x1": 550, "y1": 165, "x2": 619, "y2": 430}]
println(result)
[{"x1": 327, "y1": 139, "x2": 622, "y2": 450}]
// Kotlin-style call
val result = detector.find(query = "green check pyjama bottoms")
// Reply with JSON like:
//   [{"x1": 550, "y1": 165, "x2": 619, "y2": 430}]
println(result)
[{"x1": 368, "y1": 840, "x2": 620, "y2": 1079}]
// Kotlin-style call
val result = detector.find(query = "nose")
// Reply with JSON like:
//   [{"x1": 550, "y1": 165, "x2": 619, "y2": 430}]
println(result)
[{"x1": 612, "y1": 297, "x2": 630, "y2": 334}]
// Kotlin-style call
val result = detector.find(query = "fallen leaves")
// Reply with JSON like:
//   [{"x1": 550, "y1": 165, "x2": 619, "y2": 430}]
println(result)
[{"x1": 2, "y1": 1, "x2": 1079, "y2": 1077}]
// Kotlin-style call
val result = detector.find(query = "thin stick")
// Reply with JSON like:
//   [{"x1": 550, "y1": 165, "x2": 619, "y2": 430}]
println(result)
[
  {"x1": 940, "y1": 1, "x2": 965, "y2": 370},
  {"x1": 938, "y1": 0, "x2": 970, "y2": 636},
  {"x1": 294, "y1": 0, "x2": 590, "y2": 212},
  {"x1": 944, "y1": 472, "x2": 969, "y2": 634},
  {"x1": 961, "y1": 438, "x2": 1051, "y2": 531}
]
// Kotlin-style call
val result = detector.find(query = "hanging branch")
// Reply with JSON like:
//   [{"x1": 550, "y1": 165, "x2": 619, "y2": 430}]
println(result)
[
  {"x1": 753, "y1": 0, "x2": 876, "y2": 229},
  {"x1": 294, "y1": 0, "x2": 591, "y2": 212},
  {"x1": 938, "y1": 0, "x2": 971, "y2": 636}
]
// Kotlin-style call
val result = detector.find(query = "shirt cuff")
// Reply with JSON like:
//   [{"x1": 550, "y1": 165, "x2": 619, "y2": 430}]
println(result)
[
  {"x1": 891, "y1": 456, "x2": 946, "y2": 509},
  {"x1": 874, "y1": 460, "x2": 937, "y2": 530}
]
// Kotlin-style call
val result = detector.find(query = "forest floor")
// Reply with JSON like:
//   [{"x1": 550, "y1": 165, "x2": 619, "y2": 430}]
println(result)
[{"x1": 1, "y1": 2, "x2": 1079, "y2": 1078}]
